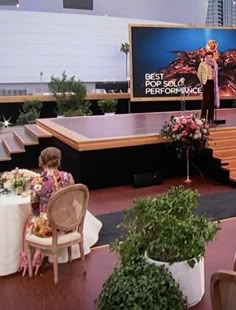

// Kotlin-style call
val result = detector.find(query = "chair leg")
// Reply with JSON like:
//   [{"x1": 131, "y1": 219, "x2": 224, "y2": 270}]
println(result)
[
  {"x1": 79, "y1": 241, "x2": 86, "y2": 275},
  {"x1": 27, "y1": 244, "x2": 33, "y2": 278},
  {"x1": 233, "y1": 254, "x2": 236, "y2": 271},
  {"x1": 53, "y1": 253, "x2": 58, "y2": 284},
  {"x1": 68, "y1": 246, "x2": 72, "y2": 263}
]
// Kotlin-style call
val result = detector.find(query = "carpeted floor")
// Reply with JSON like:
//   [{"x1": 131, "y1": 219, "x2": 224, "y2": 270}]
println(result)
[{"x1": 95, "y1": 189, "x2": 236, "y2": 246}]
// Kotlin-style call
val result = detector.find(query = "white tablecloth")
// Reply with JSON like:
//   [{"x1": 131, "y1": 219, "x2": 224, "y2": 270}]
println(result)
[
  {"x1": 0, "y1": 195, "x2": 31, "y2": 276},
  {"x1": 0, "y1": 194, "x2": 103, "y2": 275}
]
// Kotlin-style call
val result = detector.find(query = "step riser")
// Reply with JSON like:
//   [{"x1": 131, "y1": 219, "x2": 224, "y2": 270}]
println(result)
[{"x1": 0, "y1": 125, "x2": 52, "y2": 164}]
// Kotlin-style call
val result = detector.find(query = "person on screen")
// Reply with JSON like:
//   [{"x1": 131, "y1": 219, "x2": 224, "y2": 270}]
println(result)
[
  {"x1": 197, "y1": 51, "x2": 219, "y2": 124},
  {"x1": 205, "y1": 39, "x2": 219, "y2": 60}
]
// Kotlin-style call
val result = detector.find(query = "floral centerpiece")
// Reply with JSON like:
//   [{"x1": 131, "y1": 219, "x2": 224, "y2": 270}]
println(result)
[
  {"x1": 0, "y1": 168, "x2": 40, "y2": 193},
  {"x1": 160, "y1": 114, "x2": 210, "y2": 156},
  {"x1": 160, "y1": 114, "x2": 210, "y2": 182}
]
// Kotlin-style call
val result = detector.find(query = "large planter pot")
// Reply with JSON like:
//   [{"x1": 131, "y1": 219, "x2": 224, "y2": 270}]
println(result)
[{"x1": 144, "y1": 252, "x2": 205, "y2": 307}]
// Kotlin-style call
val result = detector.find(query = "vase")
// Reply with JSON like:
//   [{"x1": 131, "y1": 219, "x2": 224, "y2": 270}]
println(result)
[
  {"x1": 16, "y1": 186, "x2": 24, "y2": 195},
  {"x1": 144, "y1": 252, "x2": 205, "y2": 307},
  {"x1": 184, "y1": 149, "x2": 192, "y2": 183}
]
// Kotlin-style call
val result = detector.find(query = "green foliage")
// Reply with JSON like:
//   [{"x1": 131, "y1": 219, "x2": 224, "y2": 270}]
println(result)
[
  {"x1": 97, "y1": 98, "x2": 118, "y2": 113},
  {"x1": 48, "y1": 71, "x2": 92, "y2": 116},
  {"x1": 120, "y1": 42, "x2": 130, "y2": 54},
  {"x1": 120, "y1": 42, "x2": 130, "y2": 78},
  {"x1": 17, "y1": 100, "x2": 42, "y2": 125},
  {"x1": 97, "y1": 260, "x2": 187, "y2": 310},
  {"x1": 13, "y1": 177, "x2": 26, "y2": 188},
  {"x1": 63, "y1": 101, "x2": 93, "y2": 117},
  {"x1": 112, "y1": 185, "x2": 220, "y2": 267}
]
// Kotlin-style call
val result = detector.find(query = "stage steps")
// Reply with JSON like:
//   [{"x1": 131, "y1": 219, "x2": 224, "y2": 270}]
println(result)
[
  {"x1": 209, "y1": 128, "x2": 236, "y2": 183},
  {"x1": 0, "y1": 125, "x2": 52, "y2": 167}
]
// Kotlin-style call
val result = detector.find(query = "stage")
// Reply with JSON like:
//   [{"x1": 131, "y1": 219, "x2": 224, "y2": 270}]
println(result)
[{"x1": 36, "y1": 109, "x2": 236, "y2": 188}]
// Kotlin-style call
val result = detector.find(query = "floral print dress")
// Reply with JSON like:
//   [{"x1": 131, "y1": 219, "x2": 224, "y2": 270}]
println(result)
[
  {"x1": 31, "y1": 169, "x2": 74, "y2": 215},
  {"x1": 19, "y1": 169, "x2": 74, "y2": 275}
]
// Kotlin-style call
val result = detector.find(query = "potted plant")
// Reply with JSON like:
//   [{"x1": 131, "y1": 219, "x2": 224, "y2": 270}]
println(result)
[
  {"x1": 112, "y1": 185, "x2": 220, "y2": 307},
  {"x1": 48, "y1": 71, "x2": 92, "y2": 117},
  {"x1": 17, "y1": 100, "x2": 43, "y2": 125},
  {"x1": 97, "y1": 98, "x2": 118, "y2": 114},
  {"x1": 63, "y1": 101, "x2": 93, "y2": 117},
  {"x1": 97, "y1": 260, "x2": 187, "y2": 309}
]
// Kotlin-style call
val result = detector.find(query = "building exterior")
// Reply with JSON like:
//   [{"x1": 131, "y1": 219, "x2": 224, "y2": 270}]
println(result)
[{"x1": 206, "y1": 0, "x2": 236, "y2": 26}]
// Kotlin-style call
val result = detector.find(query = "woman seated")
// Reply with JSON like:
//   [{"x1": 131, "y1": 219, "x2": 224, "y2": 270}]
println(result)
[{"x1": 19, "y1": 147, "x2": 102, "y2": 276}]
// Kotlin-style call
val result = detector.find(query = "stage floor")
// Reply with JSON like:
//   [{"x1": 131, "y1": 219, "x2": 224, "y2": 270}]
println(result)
[{"x1": 37, "y1": 108, "x2": 236, "y2": 151}]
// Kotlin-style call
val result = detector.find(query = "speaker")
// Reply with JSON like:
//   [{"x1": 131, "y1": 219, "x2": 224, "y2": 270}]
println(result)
[{"x1": 132, "y1": 171, "x2": 163, "y2": 188}]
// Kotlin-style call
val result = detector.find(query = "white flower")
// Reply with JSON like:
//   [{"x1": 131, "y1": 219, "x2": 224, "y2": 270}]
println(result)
[
  {"x1": 34, "y1": 184, "x2": 42, "y2": 192},
  {"x1": 3, "y1": 180, "x2": 13, "y2": 189},
  {"x1": 195, "y1": 119, "x2": 203, "y2": 126},
  {"x1": 193, "y1": 134, "x2": 199, "y2": 140}
]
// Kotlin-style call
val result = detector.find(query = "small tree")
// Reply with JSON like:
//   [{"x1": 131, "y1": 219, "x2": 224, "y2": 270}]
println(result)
[
  {"x1": 120, "y1": 42, "x2": 129, "y2": 78},
  {"x1": 17, "y1": 100, "x2": 42, "y2": 125},
  {"x1": 48, "y1": 71, "x2": 92, "y2": 116}
]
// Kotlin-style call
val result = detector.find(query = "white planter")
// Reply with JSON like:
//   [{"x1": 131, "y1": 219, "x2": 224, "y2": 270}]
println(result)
[
  {"x1": 104, "y1": 112, "x2": 115, "y2": 115},
  {"x1": 144, "y1": 252, "x2": 205, "y2": 308}
]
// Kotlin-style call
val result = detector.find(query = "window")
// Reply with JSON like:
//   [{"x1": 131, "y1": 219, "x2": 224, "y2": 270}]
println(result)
[{"x1": 63, "y1": 0, "x2": 93, "y2": 10}]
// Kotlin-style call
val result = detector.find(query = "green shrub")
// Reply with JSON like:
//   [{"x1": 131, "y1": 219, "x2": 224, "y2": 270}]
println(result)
[
  {"x1": 112, "y1": 186, "x2": 220, "y2": 267},
  {"x1": 97, "y1": 261, "x2": 187, "y2": 310},
  {"x1": 97, "y1": 98, "x2": 118, "y2": 113},
  {"x1": 17, "y1": 100, "x2": 42, "y2": 125},
  {"x1": 48, "y1": 71, "x2": 92, "y2": 116}
]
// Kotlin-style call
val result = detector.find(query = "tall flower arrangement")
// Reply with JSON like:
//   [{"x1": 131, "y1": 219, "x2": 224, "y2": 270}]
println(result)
[{"x1": 160, "y1": 114, "x2": 210, "y2": 157}]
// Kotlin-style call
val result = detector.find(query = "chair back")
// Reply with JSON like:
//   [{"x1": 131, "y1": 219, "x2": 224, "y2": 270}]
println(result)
[
  {"x1": 47, "y1": 183, "x2": 89, "y2": 234},
  {"x1": 211, "y1": 270, "x2": 236, "y2": 310}
]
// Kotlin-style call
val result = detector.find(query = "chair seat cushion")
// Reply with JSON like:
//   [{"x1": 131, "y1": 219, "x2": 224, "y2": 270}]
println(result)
[{"x1": 25, "y1": 231, "x2": 81, "y2": 246}]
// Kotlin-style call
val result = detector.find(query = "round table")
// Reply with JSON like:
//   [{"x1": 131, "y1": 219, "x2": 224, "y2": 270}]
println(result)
[{"x1": 0, "y1": 194, "x2": 31, "y2": 276}]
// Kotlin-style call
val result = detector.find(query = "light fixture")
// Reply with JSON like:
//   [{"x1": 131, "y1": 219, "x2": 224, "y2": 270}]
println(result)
[
  {"x1": 16, "y1": 0, "x2": 19, "y2": 8},
  {"x1": 0, "y1": 116, "x2": 12, "y2": 130}
]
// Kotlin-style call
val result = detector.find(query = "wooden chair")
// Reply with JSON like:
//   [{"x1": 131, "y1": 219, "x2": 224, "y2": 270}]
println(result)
[
  {"x1": 210, "y1": 270, "x2": 236, "y2": 310},
  {"x1": 25, "y1": 183, "x2": 89, "y2": 284}
]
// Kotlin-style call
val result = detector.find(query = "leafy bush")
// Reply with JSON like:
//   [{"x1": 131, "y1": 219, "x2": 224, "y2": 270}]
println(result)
[
  {"x1": 63, "y1": 101, "x2": 93, "y2": 117},
  {"x1": 112, "y1": 185, "x2": 220, "y2": 267},
  {"x1": 17, "y1": 100, "x2": 42, "y2": 125},
  {"x1": 97, "y1": 260, "x2": 187, "y2": 310},
  {"x1": 48, "y1": 71, "x2": 92, "y2": 116},
  {"x1": 97, "y1": 98, "x2": 118, "y2": 113}
]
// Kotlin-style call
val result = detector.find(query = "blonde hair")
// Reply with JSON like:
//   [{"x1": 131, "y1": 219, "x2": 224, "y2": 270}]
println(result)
[{"x1": 39, "y1": 147, "x2": 61, "y2": 169}]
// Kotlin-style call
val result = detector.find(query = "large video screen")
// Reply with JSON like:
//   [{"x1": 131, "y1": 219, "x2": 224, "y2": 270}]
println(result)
[{"x1": 130, "y1": 25, "x2": 236, "y2": 101}]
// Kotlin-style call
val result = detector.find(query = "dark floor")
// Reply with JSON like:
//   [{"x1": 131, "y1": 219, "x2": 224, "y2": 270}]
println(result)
[{"x1": 0, "y1": 175, "x2": 235, "y2": 310}]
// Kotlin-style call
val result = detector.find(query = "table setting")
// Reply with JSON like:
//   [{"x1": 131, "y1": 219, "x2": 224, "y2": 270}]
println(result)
[
  {"x1": 0, "y1": 168, "x2": 39, "y2": 276},
  {"x1": 0, "y1": 167, "x2": 102, "y2": 276}
]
